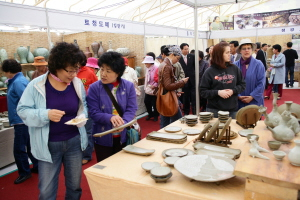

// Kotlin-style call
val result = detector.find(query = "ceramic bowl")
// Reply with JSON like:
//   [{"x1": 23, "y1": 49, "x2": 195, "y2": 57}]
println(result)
[
  {"x1": 273, "y1": 151, "x2": 286, "y2": 160},
  {"x1": 150, "y1": 172, "x2": 173, "y2": 183},
  {"x1": 246, "y1": 134, "x2": 259, "y2": 142},
  {"x1": 268, "y1": 141, "x2": 281, "y2": 150},
  {"x1": 141, "y1": 162, "x2": 160, "y2": 172}
]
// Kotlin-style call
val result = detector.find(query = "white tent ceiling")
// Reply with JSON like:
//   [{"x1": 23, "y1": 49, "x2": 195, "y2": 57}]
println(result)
[{"x1": 0, "y1": 0, "x2": 270, "y2": 30}]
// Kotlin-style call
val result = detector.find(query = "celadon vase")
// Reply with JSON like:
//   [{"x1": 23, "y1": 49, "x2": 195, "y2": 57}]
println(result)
[
  {"x1": 0, "y1": 47, "x2": 8, "y2": 63},
  {"x1": 17, "y1": 46, "x2": 28, "y2": 64},
  {"x1": 288, "y1": 140, "x2": 300, "y2": 166},
  {"x1": 285, "y1": 101, "x2": 300, "y2": 135},
  {"x1": 91, "y1": 41, "x2": 100, "y2": 58},
  {"x1": 26, "y1": 46, "x2": 34, "y2": 63},
  {"x1": 14, "y1": 53, "x2": 20, "y2": 63},
  {"x1": 107, "y1": 40, "x2": 114, "y2": 52},
  {"x1": 33, "y1": 47, "x2": 49, "y2": 60},
  {"x1": 98, "y1": 41, "x2": 104, "y2": 57},
  {"x1": 267, "y1": 93, "x2": 282, "y2": 128},
  {"x1": 73, "y1": 39, "x2": 79, "y2": 48}
]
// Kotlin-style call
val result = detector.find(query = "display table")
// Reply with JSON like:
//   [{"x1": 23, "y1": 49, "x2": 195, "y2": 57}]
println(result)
[
  {"x1": 84, "y1": 119, "x2": 300, "y2": 200},
  {"x1": 0, "y1": 96, "x2": 8, "y2": 112},
  {"x1": 0, "y1": 127, "x2": 14, "y2": 168}
]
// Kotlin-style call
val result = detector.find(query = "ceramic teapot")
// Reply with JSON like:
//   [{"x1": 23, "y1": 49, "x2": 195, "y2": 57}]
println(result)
[
  {"x1": 267, "y1": 93, "x2": 282, "y2": 127},
  {"x1": 284, "y1": 101, "x2": 300, "y2": 135},
  {"x1": 258, "y1": 106, "x2": 275, "y2": 127},
  {"x1": 268, "y1": 110, "x2": 295, "y2": 143}
]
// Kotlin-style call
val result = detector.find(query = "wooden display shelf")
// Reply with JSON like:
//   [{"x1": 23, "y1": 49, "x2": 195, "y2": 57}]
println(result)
[
  {"x1": 21, "y1": 63, "x2": 34, "y2": 66},
  {"x1": 0, "y1": 87, "x2": 7, "y2": 91}
]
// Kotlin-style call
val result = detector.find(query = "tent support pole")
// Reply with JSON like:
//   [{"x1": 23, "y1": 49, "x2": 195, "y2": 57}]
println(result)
[{"x1": 194, "y1": 3, "x2": 200, "y2": 114}]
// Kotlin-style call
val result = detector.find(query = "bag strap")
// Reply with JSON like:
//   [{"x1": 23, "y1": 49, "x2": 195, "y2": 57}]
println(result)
[{"x1": 103, "y1": 84, "x2": 124, "y2": 117}]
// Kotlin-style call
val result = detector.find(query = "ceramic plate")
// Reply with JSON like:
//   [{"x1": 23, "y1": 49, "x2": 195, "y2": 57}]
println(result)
[
  {"x1": 238, "y1": 129, "x2": 254, "y2": 137},
  {"x1": 141, "y1": 162, "x2": 160, "y2": 172},
  {"x1": 164, "y1": 157, "x2": 180, "y2": 166},
  {"x1": 165, "y1": 149, "x2": 188, "y2": 157},
  {"x1": 123, "y1": 145, "x2": 155, "y2": 156},
  {"x1": 150, "y1": 166, "x2": 171, "y2": 177},
  {"x1": 199, "y1": 112, "x2": 211, "y2": 116},
  {"x1": 218, "y1": 111, "x2": 229, "y2": 115},
  {"x1": 147, "y1": 132, "x2": 187, "y2": 140},
  {"x1": 174, "y1": 155, "x2": 236, "y2": 182},
  {"x1": 164, "y1": 126, "x2": 182, "y2": 133},
  {"x1": 162, "y1": 148, "x2": 194, "y2": 158},
  {"x1": 185, "y1": 115, "x2": 198, "y2": 120},
  {"x1": 65, "y1": 118, "x2": 88, "y2": 125},
  {"x1": 182, "y1": 129, "x2": 201, "y2": 135},
  {"x1": 193, "y1": 142, "x2": 241, "y2": 159},
  {"x1": 216, "y1": 117, "x2": 232, "y2": 143},
  {"x1": 205, "y1": 120, "x2": 219, "y2": 142}
]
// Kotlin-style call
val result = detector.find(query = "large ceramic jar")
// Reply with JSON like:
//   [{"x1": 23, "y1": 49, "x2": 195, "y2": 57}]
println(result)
[
  {"x1": 288, "y1": 140, "x2": 300, "y2": 166},
  {"x1": 116, "y1": 47, "x2": 130, "y2": 56},
  {"x1": 17, "y1": 46, "x2": 28, "y2": 64},
  {"x1": 0, "y1": 47, "x2": 8, "y2": 63},
  {"x1": 91, "y1": 41, "x2": 100, "y2": 58},
  {"x1": 33, "y1": 47, "x2": 49, "y2": 60},
  {"x1": 26, "y1": 46, "x2": 34, "y2": 63}
]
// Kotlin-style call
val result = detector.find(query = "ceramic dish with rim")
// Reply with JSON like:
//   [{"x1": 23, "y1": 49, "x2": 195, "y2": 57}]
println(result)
[
  {"x1": 195, "y1": 149, "x2": 235, "y2": 160},
  {"x1": 216, "y1": 117, "x2": 232, "y2": 143},
  {"x1": 236, "y1": 105, "x2": 261, "y2": 126},
  {"x1": 164, "y1": 157, "x2": 180, "y2": 166},
  {"x1": 150, "y1": 166, "x2": 171, "y2": 177},
  {"x1": 238, "y1": 129, "x2": 254, "y2": 137},
  {"x1": 185, "y1": 115, "x2": 198, "y2": 120},
  {"x1": 199, "y1": 112, "x2": 211, "y2": 116},
  {"x1": 205, "y1": 120, "x2": 219, "y2": 142},
  {"x1": 193, "y1": 142, "x2": 241, "y2": 159},
  {"x1": 147, "y1": 132, "x2": 187, "y2": 140},
  {"x1": 174, "y1": 155, "x2": 236, "y2": 182},
  {"x1": 165, "y1": 149, "x2": 188, "y2": 157},
  {"x1": 150, "y1": 172, "x2": 173, "y2": 183},
  {"x1": 218, "y1": 111, "x2": 229, "y2": 115},
  {"x1": 123, "y1": 145, "x2": 155, "y2": 156},
  {"x1": 197, "y1": 123, "x2": 212, "y2": 139},
  {"x1": 164, "y1": 126, "x2": 182, "y2": 133},
  {"x1": 162, "y1": 148, "x2": 194, "y2": 158},
  {"x1": 141, "y1": 162, "x2": 160, "y2": 172},
  {"x1": 65, "y1": 118, "x2": 88, "y2": 125},
  {"x1": 182, "y1": 129, "x2": 201, "y2": 135}
]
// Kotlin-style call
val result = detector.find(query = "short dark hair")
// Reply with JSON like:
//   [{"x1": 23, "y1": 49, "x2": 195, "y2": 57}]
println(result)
[
  {"x1": 213, "y1": 16, "x2": 219, "y2": 22},
  {"x1": 256, "y1": 42, "x2": 261, "y2": 49},
  {"x1": 180, "y1": 43, "x2": 189, "y2": 50},
  {"x1": 78, "y1": 51, "x2": 87, "y2": 67},
  {"x1": 1, "y1": 59, "x2": 22, "y2": 73},
  {"x1": 161, "y1": 46, "x2": 171, "y2": 56},
  {"x1": 160, "y1": 45, "x2": 166, "y2": 55},
  {"x1": 272, "y1": 44, "x2": 282, "y2": 52},
  {"x1": 229, "y1": 41, "x2": 239, "y2": 47},
  {"x1": 98, "y1": 51, "x2": 125, "y2": 78},
  {"x1": 48, "y1": 42, "x2": 82, "y2": 75},
  {"x1": 262, "y1": 43, "x2": 267, "y2": 48},
  {"x1": 146, "y1": 52, "x2": 156, "y2": 61},
  {"x1": 190, "y1": 49, "x2": 195, "y2": 54},
  {"x1": 205, "y1": 47, "x2": 209, "y2": 53},
  {"x1": 211, "y1": 42, "x2": 231, "y2": 69},
  {"x1": 198, "y1": 50, "x2": 204, "y2": 59},
  {"x1": 287, "y1": 42, "x2": 293, "y2": 48}
]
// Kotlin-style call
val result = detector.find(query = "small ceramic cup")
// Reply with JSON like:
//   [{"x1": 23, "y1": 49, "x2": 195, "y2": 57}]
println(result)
[
  {"x1": 268, "y1": 141, "x2": 281, "y2": 150},
  {"x1": 273, "y1": 151, "x2": 286, "y2": 160},
  {"x1": 246, "y1": 134, "x2": 259, "y2": 142}
]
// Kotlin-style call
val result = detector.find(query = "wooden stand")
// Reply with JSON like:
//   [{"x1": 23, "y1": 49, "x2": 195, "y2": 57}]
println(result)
[
  {"x1": 196, "y1": 125, "x2": 232, "y2": 147},
  {"x1": 236, "y1": 113, "x2": 258, "y2": 129}
]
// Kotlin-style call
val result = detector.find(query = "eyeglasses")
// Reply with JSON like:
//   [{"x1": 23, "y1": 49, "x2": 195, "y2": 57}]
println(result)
[
  {"x1": 63, "y1": 68, "x2": 79, "y2": 75},
  {"x1": 241, "y1": 47, "x2": 252, "y2": 51}
]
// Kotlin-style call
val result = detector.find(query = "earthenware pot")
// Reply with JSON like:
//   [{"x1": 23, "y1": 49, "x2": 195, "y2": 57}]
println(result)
[
  {"x1": 277, "y1": 102, "x2": 300, "y2": 119},
  {"x1": 267, "y1": 93, "x2": 282, "y2": 127},
  {"x1": 33, "y1": 47, "x2": 49, "y2": 60},
  {"x1": 17, "y1": 46, "x2": 28, "y2": 64},
  {"x1": 284, "y1": 101, "x2": 300, "y2": 135},
  {"x1": 91, "y1": 41, "x2": 100, "y2": 58},
  {"x1": 288, "y1": 140, "x2": 300, "y2": 166},
  {"x1": 98, "y1": 41, "x2": 104, "y2": 57},
  {"x1": 116, "y1": 47, "x2": 130, "y2": 56},
  {"x1": 26, "y1": 46, "x2": 34, "y2": 63}
]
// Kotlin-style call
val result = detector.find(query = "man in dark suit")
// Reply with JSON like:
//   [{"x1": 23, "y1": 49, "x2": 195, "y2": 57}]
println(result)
[
  {"x1": 229, "y1": 41, "x2": 241, "y2": 62},
  {"x1": 256, "y1": 42, "x2": 267, "y2": 70},
  {"x1": 179, "y1": 43, "x2": 196, "y2": 115}
]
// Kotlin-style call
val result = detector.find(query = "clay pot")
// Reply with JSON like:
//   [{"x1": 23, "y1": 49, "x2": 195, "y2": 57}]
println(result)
[
  {"x1": 84, "y1": 47, "x2": 92, "y2": 58},
  {"x1": 91, "y1": 41, "x2": 100, "y2": 58},
  {"x1": 116, "y1": 47, "x2": 130, "y2": 56},
  {"x1": 288, "y1": 140, "x2": 300, "y2": 166},
  {"x1": 98, "y1": 41, "x2": 104, "y2": 57},
  {"x1": 277, "y1": 102, "x2": 300, "y2": 119},
  {"x1": 17, "y1": 46, "x2": 28, "y2": 64}
]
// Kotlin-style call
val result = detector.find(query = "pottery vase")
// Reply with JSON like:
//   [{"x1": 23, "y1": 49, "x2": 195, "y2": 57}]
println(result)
[
  {"x1": 277, "y1": 102, "x2": 300, "y2": 119},
  {"x1": 33, "y1": 47, "x2": 49, "y2": 60},
  {"x1": 267, "y1": 93, "x2": 282, "y2": 128},
  {"x1": 73, "y1": 39, "x2": 79, "y2": 48},
  {"x1": 14, "y1": 53, "x2": 20, "y2": 63},
  {"x1": 0, "y1": 81, "x2": 4, "y2": 88},
  {"x1": 268, "y1": 110, "x2": 295, "y2": 143},
  {"x1": 91, "y1": 41, "x2": 100, "y2": 58},
  {"x1": 258, "y1": 106, "x2": 273, "y2": 127},
  {"x1": 0, "y1": 76, "x2": 7, "y2": 83},
  {"x1": 107, "y1": 40, "x2": 114, "y2": 52},
  {"x1": 84, "y1": 47, "x2": 93, "y2": 58},
  {"x1": 288, "y1": 140, "x2": 300, "y2": 166},
  {"x1": 0, "y1": 47, "x2": 8, "y2": 63},
  {"x1": 17, "y1": 46, "x2": 28, "y2": 64},
  {"x1": 26, "y1": 46, "x2": 34, "y2": 63},
  {"x1": 98, "y1": 41, "x2": 104, "y2": 57},
  {"x1": 116, "y1": 47, "x2": 130, "y2": 56},
  {"x1": 285, "y1": 101, "x2": 300, "y2": 135},
  {"x1": 27, "y1": 70, "x2": 35, "y2": 80},
  {"x1": 135, "y1": 66, "x2": 141, "y2": 78}
]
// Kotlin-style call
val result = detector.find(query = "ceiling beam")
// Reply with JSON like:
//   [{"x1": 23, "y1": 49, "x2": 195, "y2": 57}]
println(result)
[
  {"x1": 34, "y1": 0, "x2": 45, "y2": 6},
  {"x1": 140, "y1": 3, "x2": 182, "y2": 22},
  {"x1": 86, "y1": 0, "x2": 107, "y2": 14},
  {"x1": 69, "y1": 0, "x2": 83, "y2": 11}
]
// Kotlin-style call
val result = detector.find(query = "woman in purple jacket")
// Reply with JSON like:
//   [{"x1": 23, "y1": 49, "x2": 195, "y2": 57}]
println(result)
[{"x1": 87, "y1": 52, "x2": 137, "y2": 162}]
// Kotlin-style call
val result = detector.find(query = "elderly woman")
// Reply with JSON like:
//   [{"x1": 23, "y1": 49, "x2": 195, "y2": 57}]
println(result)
[
  {"x1": 87, "y1": 52, "x2": 137, "y2": 162},
  {"x1": 17, "y1": 42, "x2": 88, "y2": 200},
  {"x1": 234, "y1": 39, "x2": 265, "y2": 108},
  {"x1": 264, "y1": 44, "x2": 286, "y2": 100},
  {"x1": 159, "y1": 45, "x2": 189, "y2": 128},
  {"x1": 200, "y1": 42, "x2": 246, "y2": 118},
  {"x1": 2, "y1": 59, "x2": 38, "y2": 184}
]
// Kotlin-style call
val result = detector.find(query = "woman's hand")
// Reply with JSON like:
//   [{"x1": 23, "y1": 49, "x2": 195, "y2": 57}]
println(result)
[
  {"x1": 48, "y1": 109, "x2": 65, "y2": 122},
  {"x1": 218, "y1": 89, "x2": 232, "y2": 99},
  {"x1": 110, "y1": 115, "x2": 124, "y2": 127}
]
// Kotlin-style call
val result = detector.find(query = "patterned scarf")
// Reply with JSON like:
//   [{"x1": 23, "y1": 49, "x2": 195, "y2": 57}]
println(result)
[{"x1": 240, "y1": 56, "x2": 252, "y2": 78}]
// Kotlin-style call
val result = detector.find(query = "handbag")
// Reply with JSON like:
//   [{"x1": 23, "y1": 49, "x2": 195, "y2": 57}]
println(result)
[
  {"x1": 103, "y1": 84, "x2": 141, "y2": 145},
  {"x1": 156, "y1": 65, "x2": 179, "y2": 117}
]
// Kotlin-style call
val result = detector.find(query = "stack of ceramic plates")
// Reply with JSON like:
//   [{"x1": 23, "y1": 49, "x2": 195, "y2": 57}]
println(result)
[
  {"x1": 141, "y1": 162, "x2": 161, "y2": 172},
  {"x1": 146, "y1": 132, "x2": 187, "y2": 144},
  {"x1": 218, "y1": 111, "x2": 229, "y2": 123},
  {"x1": 199, "y1": 112, "x2": 212, "y2": 123},
  {"x1": 150, "y1": 166, "x2": 172, "y2": 183},
  {"x1": 185, "y1": 115, "x2": 198, "y2": 126}
]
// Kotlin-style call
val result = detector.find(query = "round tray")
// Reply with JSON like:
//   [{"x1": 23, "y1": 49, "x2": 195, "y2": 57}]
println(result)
[{"x1": 236, "y1": 105, "x2": 261, "y2": 126}]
